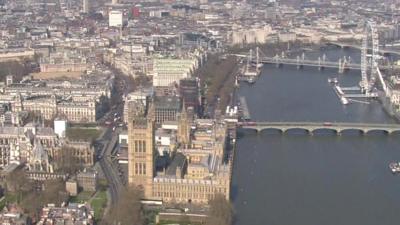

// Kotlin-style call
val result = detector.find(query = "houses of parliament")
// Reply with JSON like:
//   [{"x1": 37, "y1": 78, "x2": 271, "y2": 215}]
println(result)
[{"x1": 127, "y1": 101, "x2": 232, "y2": 204}]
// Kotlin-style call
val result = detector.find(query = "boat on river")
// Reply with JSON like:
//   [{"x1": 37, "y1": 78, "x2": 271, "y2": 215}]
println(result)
[
  {"x1": 340, "y1": 96, "x2": 349, "y2": 105},
  {"x1": 389, "y1": 162, "x2": 400, "y2": 173},
  {"x1": 328, "y1": 77, "x2": 338, "y2": 84}
]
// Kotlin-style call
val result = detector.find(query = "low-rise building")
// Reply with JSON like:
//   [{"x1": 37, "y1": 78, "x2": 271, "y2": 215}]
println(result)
[
  {"x1": 77, "y1": 168, "x2": 98, "y2": 192},
  {"x1": 37, "y1": 203, "x2": 94, "y2": 224}
]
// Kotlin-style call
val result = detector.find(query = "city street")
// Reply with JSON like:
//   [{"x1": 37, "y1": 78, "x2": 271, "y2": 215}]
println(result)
[{"x1": 97, "y1": 127, "x2": 124, "y2": 205}]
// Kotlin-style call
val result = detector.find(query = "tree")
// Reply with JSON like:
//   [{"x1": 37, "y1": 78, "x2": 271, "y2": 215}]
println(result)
[
  {"x1": 21, "y1": 179, "x2": 68, "y2": 219},
  {"x1": 205, "y1": 194, "x2": 234, "y2": 225},
  {"x1": 103, "y1": 186, "x2": 144, "y2": 225},
  {"x1": 5, "y1": 169, "x2": 32, "y2": 202},
  {"x1": 5, "y1": 170, "x2": 68, "y2": 220}
]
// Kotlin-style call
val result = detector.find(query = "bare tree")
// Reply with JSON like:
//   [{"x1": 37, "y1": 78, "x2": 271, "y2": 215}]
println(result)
[
  {"x1": 205, "y1": 194, "x2": 234, "y2": 225},
  {"x1": 5, "y1": 169, "x2": 32, "y2": 202},
  {"x1": 103, "y1": 186, "x2": 144, "y2": 225},
  {"x1": 21, "y1": 179, "x2": 68, "y2": 220}
]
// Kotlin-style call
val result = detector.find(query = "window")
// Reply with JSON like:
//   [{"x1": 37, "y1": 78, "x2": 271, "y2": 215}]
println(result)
[
  {"x1": 135, "y1": 163, "x2": 138, "y2": 174},
  {"x1": 135, "y1": 141, "x2": 139, "y2": 152}
]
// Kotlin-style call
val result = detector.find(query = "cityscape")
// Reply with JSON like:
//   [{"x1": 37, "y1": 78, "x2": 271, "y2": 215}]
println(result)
[{"x1": 0, "y1": 0, "x2": 399, "y2": 224}]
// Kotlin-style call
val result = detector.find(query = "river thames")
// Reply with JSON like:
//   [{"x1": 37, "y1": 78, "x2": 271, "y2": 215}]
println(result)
[{"x1": 232, "y1": 47, "x2": 400, "y2": 225}]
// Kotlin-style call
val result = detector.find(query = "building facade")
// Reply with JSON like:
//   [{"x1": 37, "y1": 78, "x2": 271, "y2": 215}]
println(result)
[
  {"x1": 128, "y1": 109, "x2": 231, "y2": 204},
  {"x1": 152, "y1": 58, "x2": 198, "y2": 87},
  {"x1": 11, "y1": 94, "x2": 98, "y2": 122},
  {"x1": 128, "y1": 117, "x2": 155, "y2": 198}
]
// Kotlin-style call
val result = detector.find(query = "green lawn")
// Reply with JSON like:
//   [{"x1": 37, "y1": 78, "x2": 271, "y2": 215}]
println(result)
[
  {"x1": 66, "y1": 128, "x2": 102, "y2": 141},
  {"x1": 0, "y1": 193, "x2": 18, "y2": 210},
  {"x1": 158, "y1": 220, "x2": 201, "y2": 225},
  {"x1": 69, "y1": 191, "x2": 95, "y2": 204},
  {"x1": 90, "y1": 190, "x2": 108, "y2": 221}
]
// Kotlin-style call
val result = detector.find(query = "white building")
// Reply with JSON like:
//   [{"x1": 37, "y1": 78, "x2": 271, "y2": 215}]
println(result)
[
  {"x1": 155, "y1": 128, "x2": 176, "y2": 156},
  {"x1": 6, "y1": 75, "x2": 13, "y2": 86},
  {"x1": 109, "y1": 10, "x2": 123, "y2": 27},
  {"x1": 229, "y1": 24, "x2": 273, "y2": 45},
  {"x1": 54, "y1": 119, "x2": 67, "y2": 138},
  {"x1": 83, "y1": 0, "x2": 90, "y2": 13}
]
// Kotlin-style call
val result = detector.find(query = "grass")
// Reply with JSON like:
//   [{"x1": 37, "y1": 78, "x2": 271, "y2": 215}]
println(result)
[
  {"x1": 90, "y1": 190, "x2": 108, "y2": 221},
  {"x1": 30, "y1": 71, "x2": 82, "y2": 79},
  {"x1": 158, "y1": 220, "x2": 201, "y2": 225},
  {"x1": 69, "y1": 191, "x2": 95, "y2": 204},
  {"x1": 144, "y1": 209, "x2": 160, "y2": 225},
  {"x1": 0, "y1": 193, "x2": 18, "y2": 210},
  {"x1": 66, "y1": 128, "x2": 102, "y2": 141}
]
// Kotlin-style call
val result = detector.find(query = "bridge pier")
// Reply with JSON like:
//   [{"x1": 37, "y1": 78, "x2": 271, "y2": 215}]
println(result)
[
  {"x1": 338, "y1": 58, "x2": 344, "y2": 74},
  {"x1": 318, "y1": 57, "x2": 321, "y2": 70}
]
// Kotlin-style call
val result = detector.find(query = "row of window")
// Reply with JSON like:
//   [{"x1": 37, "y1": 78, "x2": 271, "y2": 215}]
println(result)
[
  {"x1": 134, "y1": 140, "x2": 147, "y2": 153},
  {"x1": 134, "y1": 162, "x2": 147, "y2": 175},
  {"x1": 153, "y1": 185, "x2": 227, "y2": 194},
  {"x1": 153, "y1": 191, "x2": 215, "y2": 201}
]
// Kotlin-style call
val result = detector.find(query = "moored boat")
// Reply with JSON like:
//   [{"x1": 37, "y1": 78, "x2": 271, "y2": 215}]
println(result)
[
  {"x1": 340, "y1": 96, "x2": 349, "y2": 105},
  {"x1": 389, "y1": 162, "x2": 400, "y2": 173}
]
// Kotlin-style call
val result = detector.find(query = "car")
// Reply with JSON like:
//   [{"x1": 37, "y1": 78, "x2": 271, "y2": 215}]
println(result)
[{"x1": 323, "y1": 122, "x2": 332, "y2": 126}]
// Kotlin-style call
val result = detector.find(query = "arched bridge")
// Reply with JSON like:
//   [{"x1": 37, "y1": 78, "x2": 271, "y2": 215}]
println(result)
[{"x1": 238, "y1": 121, "x2": 400, "y2": 135}]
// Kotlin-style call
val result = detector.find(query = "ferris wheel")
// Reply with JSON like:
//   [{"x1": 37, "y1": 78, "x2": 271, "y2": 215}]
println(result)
[{"x1": 360, "y1": 21, "x2": 383, "y2": 95}]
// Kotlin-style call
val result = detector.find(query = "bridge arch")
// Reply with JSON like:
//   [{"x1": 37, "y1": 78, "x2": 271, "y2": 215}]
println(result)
[
  {"x1": 311, "y1": 128, "x2": 338, "y2": 136},
  {"x1": 339, "y1": 128, "x2": 365, "y2": 136},
  {"x1": 237, "y1": 127, "x2": 260, "y2": 135},
  {"x1": 284, "y1": 127, "x2": 310, "y2": 135},
  {"x1": 364, "y1": 129, "x2": 390, "y2": 135},
  {"x1": 258, "y1": 128, "x2": 284, "y2": 135},
  {"x1": 389, "y1": 130, "x2": 400, "y2": 135}
]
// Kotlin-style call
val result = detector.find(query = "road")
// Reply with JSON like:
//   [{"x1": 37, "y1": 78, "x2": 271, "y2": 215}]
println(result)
[
  {"x1": 95, "y1": 64, "x2": 130, "y2": 206},
  {"x1": 97, "y1": 128, "x2": 124, "y2": 205}
]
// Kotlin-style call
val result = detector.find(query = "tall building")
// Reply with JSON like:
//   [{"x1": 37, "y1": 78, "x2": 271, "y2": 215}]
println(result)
[
  {"x1": 5, "y1": 75, "x2": 13, "y2": 86},
  {"x1": 132, "y1": 6, "x2": 140, "y2": 18},
  {"x1": 177, "y1": 106, "x2": 192, "y2": 146},
  {"x1": 109, "y1": 10, "x2": 123, "y2": 27},
  {"x1": 83, "y1": 0, "x2": 89, "y2": 13},
  {"x1": 128, "y1": 116, "x2": 155, "y2": 198},
  {"x1": 152, "y1": 96, "x2": 181, "y2": 124},
  {"x1": 128, "y1": 108, "x2": 231, "y2": 204}
]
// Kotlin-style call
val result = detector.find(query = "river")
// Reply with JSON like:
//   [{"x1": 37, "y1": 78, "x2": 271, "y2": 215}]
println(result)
[{"x1": 232, "y1": 47, "x2": 400, "y2": 225}]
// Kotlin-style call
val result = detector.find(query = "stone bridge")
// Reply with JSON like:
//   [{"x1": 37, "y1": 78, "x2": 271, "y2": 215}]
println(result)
[{"x1": 238, "y1": 121, "x2": 400, "y2": 135}]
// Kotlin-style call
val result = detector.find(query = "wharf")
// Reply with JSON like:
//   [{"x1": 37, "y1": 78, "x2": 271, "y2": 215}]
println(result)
[{"x1": 239, "y1": 96, "x2": 251, "y2": 120}]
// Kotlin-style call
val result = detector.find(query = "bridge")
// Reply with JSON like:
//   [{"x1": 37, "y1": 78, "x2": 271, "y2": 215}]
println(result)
[
  {"x1": 234, "y1": 52, "x2": 399, "y2": 74},
  {"x1": 238, "y1": 121, "x2": 400, "y2": 135},
  {"x1": 257, "y1": 54, "x2": 399, "y2": 73},
  {"x1": 328, "y1": 41, "x2": 400, "y2": 56}
]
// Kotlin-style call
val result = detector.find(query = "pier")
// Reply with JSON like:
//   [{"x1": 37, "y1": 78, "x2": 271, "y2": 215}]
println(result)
[{"x1": 239, "y1": 96, "x2": 251, "y2": 120}]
